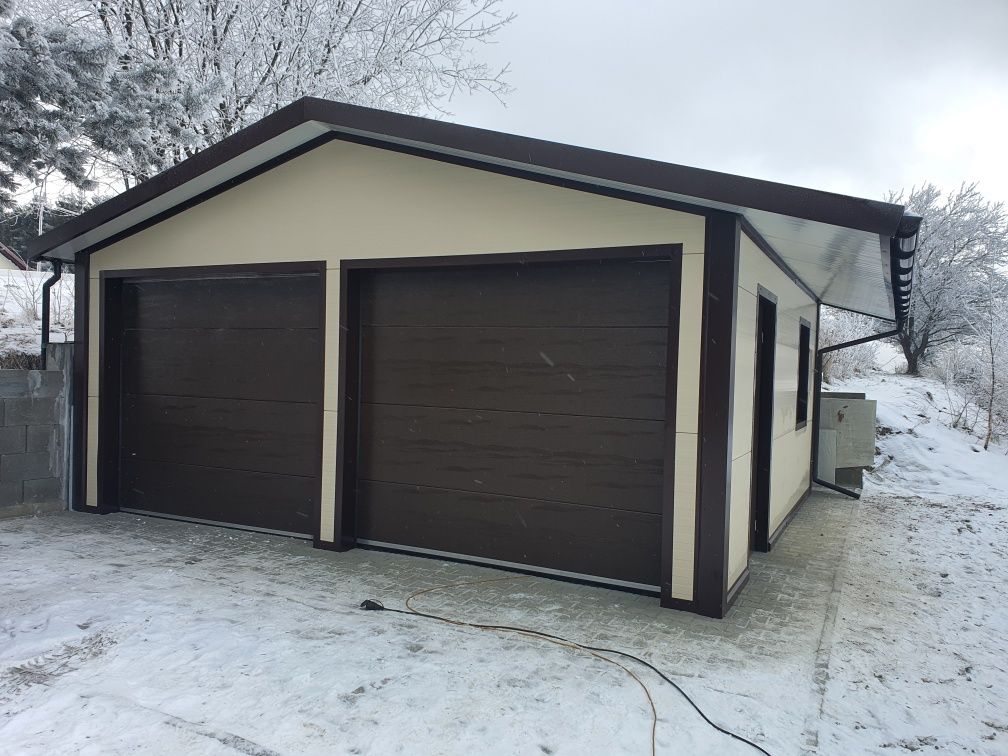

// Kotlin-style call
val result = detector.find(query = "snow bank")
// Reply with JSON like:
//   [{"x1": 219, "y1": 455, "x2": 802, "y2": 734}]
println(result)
[{"x1": 830, "y1": 371, "x2": 1008, "y2": 501}]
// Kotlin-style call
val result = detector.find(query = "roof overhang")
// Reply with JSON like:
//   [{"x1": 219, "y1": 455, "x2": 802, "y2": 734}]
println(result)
[{"x1": 29, "y1": 97, "x2": 920, "y2": 321}]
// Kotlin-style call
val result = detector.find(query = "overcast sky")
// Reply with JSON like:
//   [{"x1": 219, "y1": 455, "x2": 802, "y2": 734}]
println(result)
[{"x1": 448, "y1": 0, "x2": 1008, "y2": 206}]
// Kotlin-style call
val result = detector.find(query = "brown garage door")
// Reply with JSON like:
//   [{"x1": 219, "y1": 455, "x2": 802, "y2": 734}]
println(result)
[
  {"x1": 112, "y1": 269, "x2": 323, "y2": 535},
  {"x1": 355, "y1": 258, "x2": 671, "y2": 587}
]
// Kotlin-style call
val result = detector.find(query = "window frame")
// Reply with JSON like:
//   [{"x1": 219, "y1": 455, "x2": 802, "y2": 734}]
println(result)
[{"x1": 795, "y1": 318, "x2": 812, "y2": 429}]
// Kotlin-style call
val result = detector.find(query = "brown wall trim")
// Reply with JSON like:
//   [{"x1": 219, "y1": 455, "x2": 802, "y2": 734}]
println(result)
[
  {"x1": 94, "y1": 261, "x2": 327, "y2": 541},
  {"x1": 750, "y1": 289, "x2": 777, "y2": 554},
  {"x1": 332, "y1": 244, "x2": 684, "y2": 601},
  {"x1": 767, "y1": 485, "x2": 813, "y2": 550},
  {"x1": 659, "y1": 250, "x2": 683, "y2": 608},
  {"x1": 694, "y1": 212, "x2": 742, "y2": 619},
  {"x1": 331, "y1": 265, "x2": 361, "y2": 550},
  {"x1": 811, "y1": 303, "x2": 823, "y2": 479},
  {"x1": 98, "y1": 261, "x2": 326, "y2": 280}
]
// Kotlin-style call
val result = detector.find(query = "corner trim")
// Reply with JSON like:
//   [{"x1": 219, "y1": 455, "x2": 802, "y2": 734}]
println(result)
[{"x1": 694, "y1": 211, "x2": 742, "y2": 619}]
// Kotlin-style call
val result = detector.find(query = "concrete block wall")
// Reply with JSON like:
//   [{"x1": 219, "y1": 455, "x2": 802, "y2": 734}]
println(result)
[{"x1": 0, "y1": 354, "x2": 68, "y2": 519}]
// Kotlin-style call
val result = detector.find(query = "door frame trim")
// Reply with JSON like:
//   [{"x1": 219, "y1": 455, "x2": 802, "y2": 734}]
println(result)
[
  {"x1": 750, "y1": 285, "x2": 778, "y2": 553},
  {"x1": 331, "y1": 244, "x2": 684, "y2": 601},
  {"x1": 96, "y1": 261, "x2": 327, "y2": 540}
]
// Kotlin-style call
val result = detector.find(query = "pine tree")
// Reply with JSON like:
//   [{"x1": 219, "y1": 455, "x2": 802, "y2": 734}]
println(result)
[{"x1": 0, "y1": 0, "x2": 112, "y2": 209}]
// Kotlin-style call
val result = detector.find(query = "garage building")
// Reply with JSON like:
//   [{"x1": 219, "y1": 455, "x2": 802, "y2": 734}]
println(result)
[{"x1": 29, "y1": 98, "x2": 918, "y2": 617}]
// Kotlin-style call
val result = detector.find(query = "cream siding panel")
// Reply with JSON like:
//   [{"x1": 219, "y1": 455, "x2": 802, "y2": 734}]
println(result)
[
  {"x1": 323, "y1": 269, "x2": 340, "y2": 411},
  {"x1": 675, "y1": 253, "x2": 704, "y2": 434},
  {"x1": 86, "y1": 138, "x2": 706, "y2": 590},
  {"x1": 669, "y1": 249, "x2": 706, "y2": 602},
  {"x1": 737, "y1": 233, "x2": 817, "y2": 537},
  {"x1": 320, "y1": 410, "x2": 338, "y2": 542},
  {"x1": 725, "y1": 285, "x2": 758, "y2": 587},
  {"x1": 727, "y1": 453, "x2": 752, "y2": 586},
  {"x1": 672, "y1": 432, "x2": 698, "y2": 600},
  {"x1": 732, "y1": 287, "x2": 758, "y2": 461}
]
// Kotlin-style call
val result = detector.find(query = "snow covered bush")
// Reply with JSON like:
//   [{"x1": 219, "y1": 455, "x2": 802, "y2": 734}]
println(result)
[
  {"x1": 819, "y1": 307, "x2": 883, "y2": 383},
  {"x1": 0, "y1": 269, "x2": 74, "y2": 356},
  {"x1": 929, "y1": 270, "x2": 1008, "y2": 448}
]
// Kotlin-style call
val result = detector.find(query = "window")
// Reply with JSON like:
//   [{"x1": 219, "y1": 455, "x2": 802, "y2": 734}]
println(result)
[{"x1": 796, "y1": 320, "x2": 811, "y2": 427}]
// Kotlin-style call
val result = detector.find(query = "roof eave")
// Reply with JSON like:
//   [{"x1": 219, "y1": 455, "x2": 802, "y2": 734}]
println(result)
[{"x1": 30, "y1": 97, "x2": 910, "y2": 261}]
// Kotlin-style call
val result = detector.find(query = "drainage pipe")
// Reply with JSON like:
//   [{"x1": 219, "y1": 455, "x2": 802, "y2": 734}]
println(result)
[{"x1": 39, "y1": 259, "x2": 63, "y2": 369}]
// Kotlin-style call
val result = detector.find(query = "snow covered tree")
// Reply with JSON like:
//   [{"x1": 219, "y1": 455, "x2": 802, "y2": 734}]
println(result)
[
  {"x1": 2, "y1": 0, "x2": 215, "y2": 217},
  {"x1": 25, "y1": 0, "x2": 514, "y2": 187},
  {"x1": 891, "y1": 183, "x2": 1008, "y2": 375},
  {"x1": 0, "y1": 0, "x2": 111, "y2": 210}
]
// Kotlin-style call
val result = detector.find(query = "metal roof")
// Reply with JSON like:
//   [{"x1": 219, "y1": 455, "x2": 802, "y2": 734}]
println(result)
[{"x1": 29, "y1": 97, "x2": 919, "y2": 321}]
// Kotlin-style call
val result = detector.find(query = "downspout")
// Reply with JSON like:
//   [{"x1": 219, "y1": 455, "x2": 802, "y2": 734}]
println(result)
[{"x1": 39, "y1": 260, "x2": 64, "y2": 369}]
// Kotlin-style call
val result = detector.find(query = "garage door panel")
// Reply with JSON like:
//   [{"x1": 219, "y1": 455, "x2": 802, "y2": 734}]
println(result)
[
  {"x1": 113, "y1": 269, "x2": 323, "y2": 536},
  {"x1": 121, "y1": 328, "x2": 321, "y2": 402},
  {"x1": 122, "y1": 275, "x2": 320, "y2": 330},
  {"x1": 362, "y1": 325, "x2": 667, "y2": 419},
  {"x1": 359, "y1": 404, "x2": 664, "y2": 513},
  {"x1": 357, "y1": 480, "x2": 661, "y2": 585},
  {"x1": 121, "y1": 395, "x2": 319, "y2": 477},
  {"x1": 361, "y1": 260, "x2": 671, "y2": 328},
  {"x1": 121, "y1": 459, "x2": 316, "y2": 534}
]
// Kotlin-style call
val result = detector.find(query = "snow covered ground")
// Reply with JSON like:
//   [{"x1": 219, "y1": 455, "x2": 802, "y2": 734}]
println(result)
[
  {"x1": 0, "y1": 366, "x2": 1006, "y2": 755},
  {"x1": 817, "y1": 366, "x2": 1008, "y2": 754}
]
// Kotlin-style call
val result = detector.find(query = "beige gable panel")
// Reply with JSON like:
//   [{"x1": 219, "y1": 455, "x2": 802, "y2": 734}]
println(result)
[
  {"x1": 85, "y1": 138, "x2": 706, "y2": 597},
  {"x1": 90, "y1": 139, "x2": 705, "y2": 275}
]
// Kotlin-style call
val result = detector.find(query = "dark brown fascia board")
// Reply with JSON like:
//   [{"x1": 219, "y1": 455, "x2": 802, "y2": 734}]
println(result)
[{"x1": 30, "y1": 96, "x2": 910, "y2": 260}]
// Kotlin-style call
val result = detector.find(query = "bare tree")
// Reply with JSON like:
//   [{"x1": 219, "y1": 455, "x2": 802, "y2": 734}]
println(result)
[
  {"x1": 25, "y1": 0, "x2": 514, "y2": 188},
  {"x1": 890, "y1": 183, "x2": 1008, "y2": 374}
]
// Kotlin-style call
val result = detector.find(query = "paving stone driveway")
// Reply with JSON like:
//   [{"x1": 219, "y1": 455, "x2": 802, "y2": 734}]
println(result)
[{"x1": 1, "y1": 488, "x2": 856, "y2": 754}]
